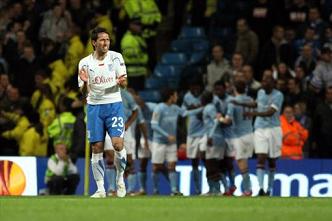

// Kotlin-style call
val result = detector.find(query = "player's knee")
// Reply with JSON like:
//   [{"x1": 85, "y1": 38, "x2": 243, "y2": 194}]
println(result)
[
  {"x1": 91, "y1": 142, "x2": 104, "y2": 153},
  {"x1": 112, "y1": 141, "x2": 124, "y2": 152}
]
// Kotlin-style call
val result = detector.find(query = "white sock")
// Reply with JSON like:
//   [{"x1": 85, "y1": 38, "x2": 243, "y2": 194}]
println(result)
[
  {"x1": 114, "y1": 148, "x2": 127, "y2": 174},
  {"x1": 91, "y1": 153, "x2": 105, "y2": 192}
]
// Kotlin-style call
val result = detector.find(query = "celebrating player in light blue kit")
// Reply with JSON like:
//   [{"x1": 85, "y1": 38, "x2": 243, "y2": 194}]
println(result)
[
  {"x1": 78, "y1": 27, "x2": 128, "y2": 198},
  {"x1": 201, "y1": 91, "x2": 225, "y2": 195},
  {"x1": 213, "y1": 80, "x2": 236, "y2": 195},
  {"x1": 238, "y1": 71, "x2": 283, "y2": 196},
  {"x1": 151, "y1": 88, "x2": 202, "y2": 195},
  {"x1": 218, "y1": 79, "x2": 255, "y2": 196},
  {"x1": 181, "y1": 80, "x2": 205, "y2": 194}
]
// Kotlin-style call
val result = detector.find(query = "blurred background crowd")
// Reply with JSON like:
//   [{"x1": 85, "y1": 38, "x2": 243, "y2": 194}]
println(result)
[{"x1": 0, "y1": 0, "x2": 332, "y2": 162}]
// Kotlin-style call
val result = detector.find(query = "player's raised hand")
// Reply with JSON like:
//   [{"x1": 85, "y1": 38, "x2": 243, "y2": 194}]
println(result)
[
  {"x1": 116, "y1": 74, "x2": 127, "y2": 88},
  {"x1": 79, "y1": 67, "x2": 88, "y2": 82}
]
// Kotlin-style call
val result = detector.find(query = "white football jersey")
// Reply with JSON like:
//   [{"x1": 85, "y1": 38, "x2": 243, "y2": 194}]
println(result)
[{"x1": 78, "y1": 51, "x2": 127, "y2": 105}]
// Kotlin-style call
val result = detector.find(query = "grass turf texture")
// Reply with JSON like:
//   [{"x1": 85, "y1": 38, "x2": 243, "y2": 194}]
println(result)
[{"x1": 1, "y1": 196, "x2": 331, "y2": 221}]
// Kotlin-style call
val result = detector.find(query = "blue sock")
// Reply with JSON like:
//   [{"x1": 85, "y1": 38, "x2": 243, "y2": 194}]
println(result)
[
  {"x1": 193, "y1": 169, "x2": 200, "y2": 194},
  {"x1": 256, "y1": 168, "x2": 265, "y2": 189},
  {"x1": 268, "y1": 170, "x2": 275, "y2": 195},
  {"x1": 242, "y1": 172, "x2": 251, "y2": 192},
  {"x1": 152, "y1": 172, "x2": 159, "y2": 194},
  {"x1": 229, "y1": 169, "x2": 235, "y2": 187},
  {"x1": 169, "y1": 171, "x2": 178, "y2": 193},
  {"x1": 220, "y1": 173, "x2": 229, "y2": 191},
  {"x1": 138, "y1": 172, "x2": 147, "y2": 192},
  {"x1": 105, "y1": 168, "x2": 116, "y2": 192}
]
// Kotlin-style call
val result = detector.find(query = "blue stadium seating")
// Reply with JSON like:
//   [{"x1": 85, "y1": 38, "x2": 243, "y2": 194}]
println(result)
[
  {"x1": 179, "y1": 27, "x2": 206, "y2": 39},
  {"x1": 188, "y1": 51, "x2": 208, "y2": 65},
  {"x1": 153, "y1": 64, "x2": 182, "y2": 78},
  {"x1": 161, "y1": 53, "x2": 188, "y2": 65},
  {"x1": 138, "y1": 90, "x2": 161, "y2": 103},
  {"x1": 170, "y1": 39, "x2": 192, "y2": 52},
  {"x1": 144, "y1": 76, "x2": 164, "y2": 90}
]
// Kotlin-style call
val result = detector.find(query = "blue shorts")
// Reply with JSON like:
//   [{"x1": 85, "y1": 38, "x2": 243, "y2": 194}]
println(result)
[{"x1": 87, "y1": 102, "x2": 125, "y2": 143}]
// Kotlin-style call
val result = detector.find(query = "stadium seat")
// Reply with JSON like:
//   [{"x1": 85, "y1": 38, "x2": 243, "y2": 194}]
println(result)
[
  {"x1": 138, "y1": 90, "x2": 161, "y2": 103},
  {"x1": 188, "y1": 51, "x2": 208, "y2": 65},
  {"x1": 192, "y1": 39, "x2": 209, "y2": 52},
  {"x1": 179, "y1": 27, "x2": 206, "y2": 39},
  {"x1": 144, "y1": 76, "x2": 164, "y2": 90},
  {"x1": 161, "y1": 53, "x2": 188, "y2": 65},
  {"x1": 153, "y1": 64, "x2": 182, "y2": 78},
  {"x1": 170, "y1": 39, "x2": 192, "y2": 52}
]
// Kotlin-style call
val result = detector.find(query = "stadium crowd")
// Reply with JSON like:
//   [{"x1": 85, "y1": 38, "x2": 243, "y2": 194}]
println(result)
[{"x1": 0, "y1": 0, "x2": 332, "y2": 195}]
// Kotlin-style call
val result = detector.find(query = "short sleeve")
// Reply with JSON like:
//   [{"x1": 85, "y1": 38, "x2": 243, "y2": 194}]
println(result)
[
  {"x1": 270, "y1": 92, "x2": 284, "y2": 111},
  {"x1": 113, "y1": 53, "x2": 127, "y2": 78},
  {"x1": 78, "y1": 59, "x2": 86, "y2": 88}
]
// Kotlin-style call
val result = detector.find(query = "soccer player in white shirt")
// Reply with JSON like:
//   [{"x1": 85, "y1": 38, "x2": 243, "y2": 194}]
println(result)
[{"x1": 78, "y1": 27, "x2": 127, "y2": 198}]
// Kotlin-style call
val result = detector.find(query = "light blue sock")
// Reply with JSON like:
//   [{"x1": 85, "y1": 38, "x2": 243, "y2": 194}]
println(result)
[
  {"x1": 91, "y1": 153, "x2": 105, "y2": 192},
  {"x1": 105, "y1": 168, "x2": 116, "y2": 192},
  {"x1": 152, "y1": 172, "x2": 159, "y2": 194},
  {"x1": 127, "y1": 173, "x2": 137, "y2": 193},
  {"x1": 242, "y1": 172, "x2": 251, "y2": 192},
  {"x1": 256, "y1": 168, "x2": 265, "y2": 189},
  {"x1": 268, "y1": 170, "x2": 275, "y2": 195},
  {"x1": 193, "y1": 169, "x2": 200, "y2": 194},
  {"x1": 220, "y1": 173, "x2": 229, "y2": 191},
  {"x1": 138, "y1": 172, "x2": 147, "y2": 192},
  {"x1": 169, "y1": 171, "x2": 178, "y2": 193}
]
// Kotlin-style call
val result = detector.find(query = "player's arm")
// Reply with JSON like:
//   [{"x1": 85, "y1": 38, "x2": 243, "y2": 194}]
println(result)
[
  {"x1": 139, "y1": 122, "x2": 149, "y2": 149},
  {"x1": 78, "y1": 65, "x2": 89, "y2": 97},
  {"x1": 125, "y1": 108, "x2": 138, "y2": 130},
  {"x1": 231, "y1": 100, "x2": 257, "y2": 108},
  {"x1": 218, "y1": 102, "x2": 233, "y2": 125},
  {"x1": 114, "y1": 54, "x2": 128, "y2": 88},
  {"x1": 245, "y1": 106, "x2": 276, "y2": 117}
]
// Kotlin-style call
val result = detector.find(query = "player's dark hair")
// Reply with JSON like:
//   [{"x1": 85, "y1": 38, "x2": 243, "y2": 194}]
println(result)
[
  {"x1": 214, "y1": 79, "x2": 226, "y2": 88},
  {"x1": 160, "y1": 88, "x2": 176, "y2": 102},
  {"x1": 201, "y1": 91, "x2": 213, "y2": 105},
  {"x1": 91, "y1": 27, "x2": 110, "y2": 42},
  {"x1": 234, "y1": 79, "x2": 246, "y2": 94}
]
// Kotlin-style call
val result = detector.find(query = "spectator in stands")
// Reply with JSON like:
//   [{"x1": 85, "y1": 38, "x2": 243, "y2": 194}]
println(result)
[
  {"x1": 12, "y1": 42, "x2": 40, "y2": 98},
  {"x1": 273, "y1": 62, "x2": 296, "y2": 80},
  {"x1": 286, "y1": 0, "x2": 308, "y2": 35},
  {"x1": 259, "y1": 25, "x2": 294, "y2": 75},
  {"x1": 294, "y1": 66, "x2": 310, "y2": 91},
  {"x1": 0, "y1": 73, "x2": 12, "y2": 108},
  {"x1": 121, "y1": 18, "x2": 148, "y2": 91},
  {"x1": 306, "y1": 6, "x2": 328, "y2": 41},
  {"x1": 250, "y1": 0, "x2": 276, "y2": 44},
  {"x1": 311, "y1": 86, "x2": 332, "y2": 158},
  {"x1": 294, "y1": 43, "x2": 317, "y2": 76},
  {"x1": 64, "y1": 23, "x2": 84, "y2": 77},
  {"x1": 0, "y1": 44, "x2": 8, "y2": 74},
  {"x1": 322, "y1": 26, "x2": 332, "y2": 50},
  {"x1": 231, "y1": 52, "x2": 244, "y2": 76},
  {"x1": 276, "y1": 78, "x2": 288, "y2": 95},
  {"x1": 310, "y1": 46, "x2": 332, "y2": 94},
  {"x1": 235, "y1": 18, "x2": 259, "y2": 65},
  {"x1": 205, "y1": 44, "x2": 231, "y2": 92},
  {"x1": 280, "y1": 104, "x2": 308, "y2": 160},
  {"x1": 294, "y1": 101, "x2": 312, "y2": 157},
  {"x1": 242, "y1": 64, "x2": 261, "y2": 98},
  {"x1": 293, "y1": 26, "x2": 320, "y2": 58},
  {"x1": 45, "y1": 142, "x2": 79, "y2": 195},
  {"x1": 48, "y1": 96, "x2": 76, "y2": 155},
  {"x1": 19, "y1": 110, "x2": 47, "y2": 156},
  {"x1": 285, "y1": 78, "x2": 306, "y2": 106},
  {"x1": 39, "y1": 1, "x2": 71, "y2": 43}
]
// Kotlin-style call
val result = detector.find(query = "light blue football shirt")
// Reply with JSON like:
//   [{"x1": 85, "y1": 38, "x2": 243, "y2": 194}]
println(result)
[
  {"x1": 121, "y1": 89, "x2": 138, "y2": 121},
  {"x1": 254, "y1": 89, "x2": 284, "y2": 129},
  {"x1": 226, "y1": 95, "x2": 254, "y2": 138},
  {"x1": 203, "y1": 103, "x2": 224, "y2": 146},
  {"x1": 181, "y1": 91, "x2": 205, "y2": 137}
]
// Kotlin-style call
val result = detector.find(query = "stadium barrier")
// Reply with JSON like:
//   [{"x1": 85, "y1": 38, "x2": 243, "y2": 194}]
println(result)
[{"x1": 0, "y1": 157, "x2": 331, "y2": 197}]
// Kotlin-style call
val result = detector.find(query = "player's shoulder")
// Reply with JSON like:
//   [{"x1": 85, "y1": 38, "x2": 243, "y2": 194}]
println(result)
[
  {"x1": 108, "y1": 50, "x2": 124, "y2": 60},
  {"x1": 272, "y1": 89, "x2": 283, "y2": 98},
  {"x1": 79, "y1": 54, "x2": 92, "y2": 64}
]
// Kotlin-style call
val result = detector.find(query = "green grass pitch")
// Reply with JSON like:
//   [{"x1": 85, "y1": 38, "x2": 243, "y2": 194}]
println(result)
[{"x1": 1, "y1": 196, "x2": 331, "y2": 221}]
